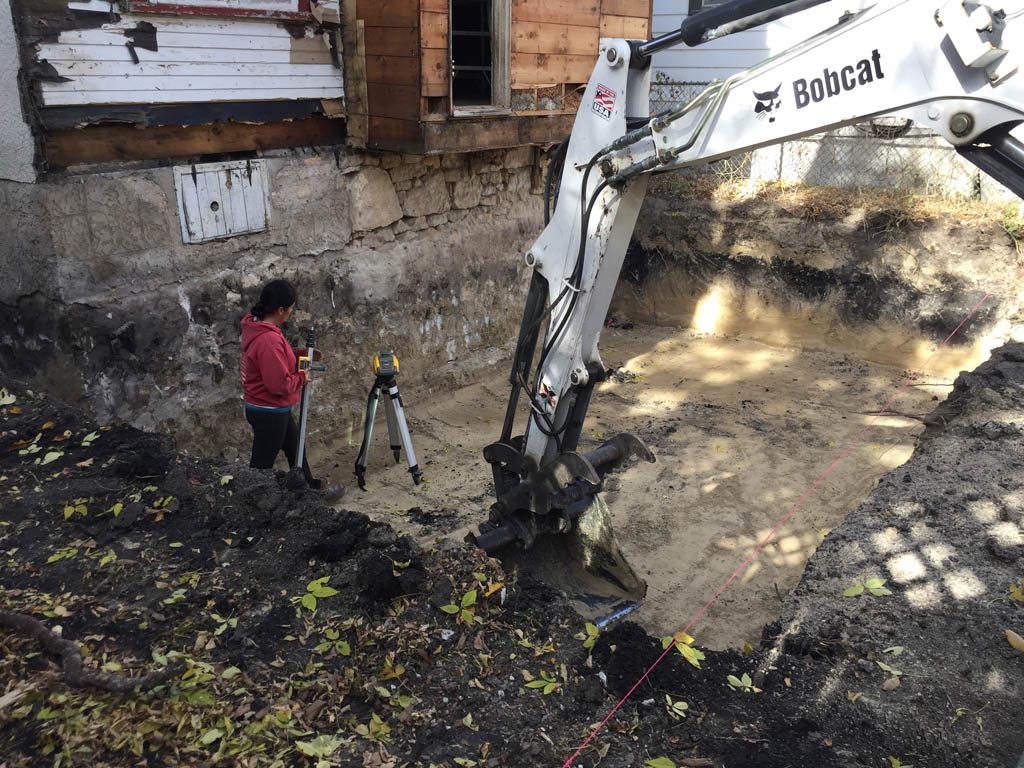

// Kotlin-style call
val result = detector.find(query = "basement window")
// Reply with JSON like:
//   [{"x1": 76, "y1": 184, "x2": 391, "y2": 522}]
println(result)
[
  {"x1": 451, "y1": 0, "x2": 510, "y2": 113},
  {"x1": 173, "y1": 160, "x2": 270, "y2": 244}
]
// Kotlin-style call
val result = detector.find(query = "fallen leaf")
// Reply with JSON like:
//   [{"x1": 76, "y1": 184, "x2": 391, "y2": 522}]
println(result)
[
  {"x1": 882, "y1": 676, "x2": 901, "y2": 691},
  {"x1": 40, "y1": 451, "x2": 63, "y2": 466},
  {"x1": 1005, "y1": 628, "x2": 1024, "y2": 653}
]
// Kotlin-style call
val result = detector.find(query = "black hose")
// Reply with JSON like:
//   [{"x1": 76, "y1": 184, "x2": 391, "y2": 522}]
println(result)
[{"x1": 543, "y1": 139, "x2": 569, "y2": 225}]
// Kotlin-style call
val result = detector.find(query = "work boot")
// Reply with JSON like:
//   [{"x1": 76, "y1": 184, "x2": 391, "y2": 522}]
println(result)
[{"x1": 319, "y1": 483, "x2": 346, "y2": 504}]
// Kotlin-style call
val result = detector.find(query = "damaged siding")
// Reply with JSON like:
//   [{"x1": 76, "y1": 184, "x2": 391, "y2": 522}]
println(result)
[
  {"x1": 37, "y1": 14, "x2": 344, "y2": 106},
  {"x1": 11, "y1": 0, "x2": 345, "y2": 168}
]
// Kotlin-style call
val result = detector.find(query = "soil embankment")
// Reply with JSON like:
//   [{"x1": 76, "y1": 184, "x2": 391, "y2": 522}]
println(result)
[
  {"x1": 3, "y1": 183, "x2": 1023, "y2": 766},
  {"x1": 2, "y1": 341, "x2": 1023, "y2": 766}
]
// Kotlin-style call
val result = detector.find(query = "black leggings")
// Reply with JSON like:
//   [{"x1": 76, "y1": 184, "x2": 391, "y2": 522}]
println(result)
[{"x1": 245, "y1": 408, "x2": 317, "y2": 487}]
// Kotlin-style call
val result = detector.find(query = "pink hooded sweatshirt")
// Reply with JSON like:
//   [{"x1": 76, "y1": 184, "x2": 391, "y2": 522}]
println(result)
[{"x1": 240, "y1": 313, "x2": 306, "y2": 409}]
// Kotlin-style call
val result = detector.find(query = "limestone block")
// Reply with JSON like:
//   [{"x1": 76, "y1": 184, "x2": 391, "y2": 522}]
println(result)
[
  {"x1": 394, "y1": 180, "x2": 413, "y2": 192},
  {"x1": 44, "y1": 180, "x2": 86, "y2": 218},
  {"x1": 49, "y1": 213, "x2": 91, "y2": 261},
  {"x1": 427, "y1": 213, "x2": 448, "y2": 227},
  {"x1": 422, "y1": 156, "x2": 442, "y2": 168},
  {"x1": 286, "y1": 208, "x2": 352, "y2": 256},
  {"x1": 444, "y1": 168, "x2": 469, "y2": 183},
  {"x1": 401, "y1": 171, "x2": 450, "y2": 218},
  {"x1": 380, "y1": 153, "x2": 403, "y2": 169},
  {"x1": 348, "y1": 167, "x2": 403, "y2": 232},
  {"x1": 392, "y1": 218, "x2": 410, "y2": 235},
  {"x1": 442, "y1": 153, "x2": 468, "y2": 170},
  {"x1": 409, "y1": 216, "x2": 428, "y2": 231},
  {"x1": 452, "y1": 175, "x2": 483, "y2": 209},
  {"x1": 470, "y1": 150, "x2": 503, "y2": 175},
  {"x1": 504, "y1": 146, "x2": 534, "y2": 169},
  {"x1": 480, "y1": 195, "x2": 498, "y2": 206},
  {"x1": 388, "y1": 160, "x2": 424, "y2": 184},
  {"x1": 363, "y1": 228, "x2": 396, "y2": 245},
  {"x1": 506, "y1": 168, "x2": 529, "y2": 195}
]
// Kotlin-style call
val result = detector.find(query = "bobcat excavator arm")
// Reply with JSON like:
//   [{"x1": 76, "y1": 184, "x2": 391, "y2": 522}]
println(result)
[{"x1": 472, "y1": 0, "x2": 1024, "y2": 611}]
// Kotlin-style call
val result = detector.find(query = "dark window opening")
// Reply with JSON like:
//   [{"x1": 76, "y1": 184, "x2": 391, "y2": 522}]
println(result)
[{"x1": 452, "y1": 0, "x2": 492, "y2": 106}]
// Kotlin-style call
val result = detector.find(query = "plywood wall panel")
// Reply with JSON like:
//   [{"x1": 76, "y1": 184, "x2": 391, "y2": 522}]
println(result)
[
  {"x1": 512, "y1": 0, "x2": 600, "y2": 27},
  {"x1": 421, "y1": 48, "x2": 448, "y2": 93},
  {"x1": 512, "y1": 22, "x2": 599, "y2": 55},
  {"x1": 358, "y1": 0, "x2": 418, "y2": 27},
  {"x1": 599, "y1": 14, "x2": 650, "y2": 38},
  {"x1": 421, "y1": 10, "x2": 448, "y2": 49},
  {"x1": 511, "y1": 53, "x2": 594, "y2": 87},
  {"x1": 366, "y1": 82, "x2": 420, "y2": 120},
  {"x1": 600, "y1": 0, "x2": 650, "y2": 17},
  {"x1": 362, "y1": 26, "x2": 418, "y2": 56},
  {"x1": 365, "y1": 54, "x2": 419, "y2": 86},
  {"x1": 366, "y1": 115, "x2": 423, "y2": 152}
]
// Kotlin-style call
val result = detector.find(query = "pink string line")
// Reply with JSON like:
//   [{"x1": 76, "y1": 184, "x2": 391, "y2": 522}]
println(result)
[{"x1": 560, "y1": 292, "x2": 991, "y2": 768}]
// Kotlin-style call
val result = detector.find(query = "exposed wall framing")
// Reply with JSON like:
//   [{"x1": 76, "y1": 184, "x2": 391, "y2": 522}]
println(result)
[{"x1": 359, "y1": 0, "x2": 652, "y2": 154}]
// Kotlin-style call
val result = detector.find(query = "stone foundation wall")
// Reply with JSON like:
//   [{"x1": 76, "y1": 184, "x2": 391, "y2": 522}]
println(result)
[{"x1": 1, "y1": 146, "x2": 545, "y2": 453}]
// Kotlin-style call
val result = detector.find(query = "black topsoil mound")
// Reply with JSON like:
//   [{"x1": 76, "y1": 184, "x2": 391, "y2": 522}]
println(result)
[{"x1": 2, "y1": 346, "x2": 1023, "y2": 767}]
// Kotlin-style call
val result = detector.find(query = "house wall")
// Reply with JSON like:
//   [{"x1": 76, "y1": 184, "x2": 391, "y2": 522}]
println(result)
[
  {"x1": 650, "y1": 0, "x2": 869, "y2": 83},
  {"x1": 355, "y1": 0, "x2": 422, "y2": 151},
  {"x1": 35, "y1": 15, "x2": 343, "y2": 106},
  {"x1": 511, "y1": 0, "x2": 649, "y2": 91},
  {"x1": 12, "y1": 0, "x2": 345, "y2": 171},
  {"x1": 357, "y1": 0, "x2": 651, "y2": 153},
  {"x1": 0, "y1": 144, "x2": 545, "y2": 453},
  {"x1": 0, "y1": 1, "x2": 36, "y2": 182}
]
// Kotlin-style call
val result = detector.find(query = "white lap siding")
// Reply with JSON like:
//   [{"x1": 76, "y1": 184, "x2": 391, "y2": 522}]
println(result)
[{"x1": 36, "y1": 13, "x2": 343, "y2": 106}]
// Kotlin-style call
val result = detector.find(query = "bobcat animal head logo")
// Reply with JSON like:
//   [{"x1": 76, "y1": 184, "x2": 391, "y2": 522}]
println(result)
[{"x1": 753, "y1": 84, "x2": 782, "y2": 122}]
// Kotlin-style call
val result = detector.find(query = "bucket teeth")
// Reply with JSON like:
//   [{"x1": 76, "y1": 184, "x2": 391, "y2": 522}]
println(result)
[{"x1": 469, "y1": 433, "x2": 654, "y2": 620}]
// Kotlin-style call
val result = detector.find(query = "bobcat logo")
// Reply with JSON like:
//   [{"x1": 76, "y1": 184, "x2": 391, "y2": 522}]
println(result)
[{"x1": 754, "y1": 84, "x2": 782, "y2": 122}]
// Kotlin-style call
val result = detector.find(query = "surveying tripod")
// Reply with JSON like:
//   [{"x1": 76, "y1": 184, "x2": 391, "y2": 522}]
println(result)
[
  {"x1": 354, "y1": 352, "x2": 422, "y2": 490},
  {"x1": 291, "y1": 329, "x2": 326, "y2": 487}
]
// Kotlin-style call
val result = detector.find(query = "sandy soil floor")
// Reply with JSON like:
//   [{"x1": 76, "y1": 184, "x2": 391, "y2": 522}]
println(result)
[{"x1": 320, "y1": 319, "x2": 991, "y2": 650}]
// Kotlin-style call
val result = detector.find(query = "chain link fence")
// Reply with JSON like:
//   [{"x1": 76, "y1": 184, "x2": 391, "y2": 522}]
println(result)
[{"x1": 649, "y1": 78, "x2": 1015, "y2": 202}]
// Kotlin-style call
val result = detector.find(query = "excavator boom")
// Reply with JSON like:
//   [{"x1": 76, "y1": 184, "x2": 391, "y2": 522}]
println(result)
[{"x1": 473, "y1": 0, "x2": 1024, "y2": 615}]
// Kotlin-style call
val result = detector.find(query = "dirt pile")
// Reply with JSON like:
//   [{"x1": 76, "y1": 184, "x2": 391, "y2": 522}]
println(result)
[{"x1": 2, "y1": 343, "x2": 1024, "y2": 767}]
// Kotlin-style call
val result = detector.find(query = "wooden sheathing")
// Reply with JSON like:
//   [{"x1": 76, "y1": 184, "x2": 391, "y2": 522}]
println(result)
[
  {"x1": 359, "y1": 0, "x2": 423, "y2": 152},
  {"x1": 352, "y1": 0, "x2": 651, "y2": 154},
  {"x1": 421, "y1": 0, "x2": 448, "y2": 116},
  {"x1": 45, "y1": 117, "x2": 346, "y2": 168},
  {"x1": 341, "y1": 0, "x2": 368, "y2": 146},
  {"x1": 9, "y1": 0, "x2": 347, "y2": 167},
  {"x1": 509, "y1": 0, "x2": 651, "y2": 111}
]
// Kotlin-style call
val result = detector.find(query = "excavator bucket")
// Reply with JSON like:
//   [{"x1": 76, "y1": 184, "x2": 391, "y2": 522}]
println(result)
[
  {"x1": 476, "y1": 433, "x2": 653, "y2": 622},
  {"x1": 508, "y1": 494, "x2": 647, "y2": 621}
]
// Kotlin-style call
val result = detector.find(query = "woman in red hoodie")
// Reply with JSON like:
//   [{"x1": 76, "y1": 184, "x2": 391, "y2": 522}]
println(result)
[{"x1": 240, "y1": 279, "x2": 344, "y2": 501}]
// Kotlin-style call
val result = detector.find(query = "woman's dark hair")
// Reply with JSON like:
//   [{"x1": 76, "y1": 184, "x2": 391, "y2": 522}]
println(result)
[{"x1": 250, "y1": 279, "x2": 296, "y2": 320}]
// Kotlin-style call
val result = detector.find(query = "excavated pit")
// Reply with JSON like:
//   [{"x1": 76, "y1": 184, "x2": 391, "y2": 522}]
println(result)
[{"x1": 321, "y1": 183, "x2": 1023, "y2": 650}]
